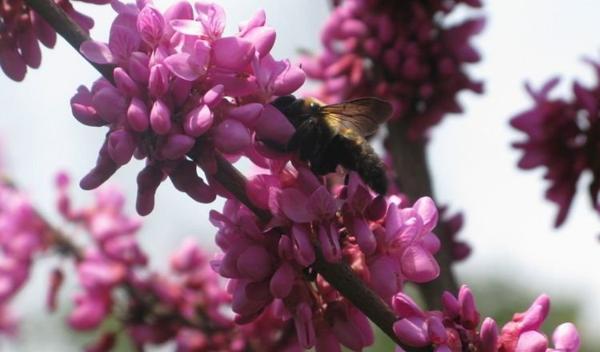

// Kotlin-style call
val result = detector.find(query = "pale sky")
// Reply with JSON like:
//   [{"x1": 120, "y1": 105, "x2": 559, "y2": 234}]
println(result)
[{"x1": 0, "y1": 1, "x2": 599, "y2": 350}]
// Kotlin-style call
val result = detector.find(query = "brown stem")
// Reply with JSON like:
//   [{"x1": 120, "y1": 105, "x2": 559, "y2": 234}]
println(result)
[
  {"x1": 25, "y1": 1, "x2": 433, "y2": 350},
  {"x1": 387, "y1": 119, "x2": 458, "y2": 309}
]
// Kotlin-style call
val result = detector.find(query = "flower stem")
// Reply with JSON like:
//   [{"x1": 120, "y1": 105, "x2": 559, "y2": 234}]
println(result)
[{"x1": 387, "y1": 119, "x2": 459, "y2": 309}]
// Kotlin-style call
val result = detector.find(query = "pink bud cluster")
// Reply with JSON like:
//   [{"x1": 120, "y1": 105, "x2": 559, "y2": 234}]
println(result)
[
  {"x1": 0, "y1": 0, "x2": 109, "y2": 81},
  {"x1": 301, "y1": 0, "x2": 484, "y2": 138},
  {"x1": 72, "y1": 0, "x2": 304, "y2": 215},
  {"x1": 511, "y1": 62, "x2": 600, "y2": 227},
  {"x1": 0, "y1": 182, "x2": 49, "y2": 336},
  {"x1": 210, "y1": 168, "x2": 442, "y2": 350},
  {"x1": 393, "y1": 285, "x2": 580, "y2": 352}
]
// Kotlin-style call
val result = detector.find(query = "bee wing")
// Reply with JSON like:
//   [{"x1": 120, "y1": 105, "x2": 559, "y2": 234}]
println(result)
[{"x1": 320, "y1": 98, "x2": 393, "y2": 137}]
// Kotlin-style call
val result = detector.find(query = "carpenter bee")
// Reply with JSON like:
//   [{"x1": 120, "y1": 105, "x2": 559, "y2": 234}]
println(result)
[{"x1": 269, "y1": 95, "x2": 392, "y2": 195}]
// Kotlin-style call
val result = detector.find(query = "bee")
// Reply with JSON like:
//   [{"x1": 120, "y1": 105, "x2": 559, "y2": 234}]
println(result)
[{"x1": 268, "y1": 95, "x2": 393, "y2": 195}]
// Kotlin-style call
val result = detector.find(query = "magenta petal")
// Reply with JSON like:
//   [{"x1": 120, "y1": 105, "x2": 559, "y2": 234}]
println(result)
[
  {"x1": 273, "y1": 60, "x2": 306, "y2": 95},
  {"x1": 279, "y1": 188, "x2": 311, "y2": 223},
  {"x1": 294, "y1": 302, "x2": 316, "y2": 349},
  {"x1": 160, "y1": 134, "x2": 195, "y2": 159},
  {"x1": 212, "y1": 37, "x2": 255, "y2": 70},
  {"x1": 164, "y1": 1, "x2": 193, "y2": 22},
  {"x1": 426, "y1": 317, "x2": 447, "y2": 344},
  {"x1": 370, "y1": 256, "x2": 402, "y2": 299},
  {"x1": 351, "y1": 217, "x2": 376, "y2": 255},
  {"x1": 0, "y1": 47, "x2": 27, "y2": 81},
  {"x1": 552, "y1": 323, "x2": 580, "y2": 351},
  {"x1": 113, "y1": 67, "x2": 140, "y2": 97},
  {"x1": 458, "y1": 285, "x2": 479, "y2": 328},
  {"x1": 255, "y1": 104, "x2": 295, "y2": 144},
  {"x1": 480, "y1": 318, "x2": 498, "y2": 352},
  {"x1": 269, "y1": 262, "x2": 294, "y2": 298},
  {"x1": 308, "y1": 187, "x2": 337, "y2": 219},
  {"x1": 107, "y1": 130, "x2": 136, "y2": 165},
  {"x1": 203, "y1": 84, "x2": 224, "y2": 108},
  {"x1": 170, "y1": 19, "x2": 204, "y2": 35},
  {"x1": 400, "y1": 245, "x2": 440, "y2": 283},
  {"x1": 108, "y1": 25, "x2": 140, "y2": 62},
  {"x1": 18, "y1": 28, "x2": 41, "y2": 68},
  {"x1": 243, "y1": 26, "x2": 276, "y2": 58},
  {"x1": 214, "y1": 119, "x2": 251, "y2": 154},
  {"x1": 148, "y1": 64, "x2": 169, "y2": 97},
  {"x1": 227, "y1": 103, "x2": 264, "y2": 127},
  {"x1": 393, "y1": 318, "x2": 429, "y2": 347},
  {"x1": 413, "y1": 197, "x2": 438, "y2": 233},
  {"x1": 71, "y1": 86, "x2": 104, "y2": 126},
  {"x1": 238, "y1": 9, "x2": 266, "y2": 35},
  {"x1": 515, "y1": 331, "x2": 548, "y2": 352},
  {"x1": 237, "y1": 245, "x2": 272, "y2": 281},
  {"x1": 184, "y1": 104, "x2": 213, "y2": 137},
  {"x1": 92, "y1": 87, "x2": 127, "y2": 123},
  {"x1": 164, "y1": 53, "x2": 202, "y2": 81},
  {"x1": 291, "y1": 225, "x2": 315, "y2": 266},
  {"x1": 392, "y1": 293, "x2": 425, "y2": 318},
  {"x1": 137, "y1": 6, "x2": 165, "y2": 45},
  {"x1": 128, "y1": 52, "x2": 150, "y2": 83},
  {"x1": 127, "y1": 97, "x2": 149, "y2": 132},
  {"x1": 150, "y1": 99, "x2": 172, "y2": 134},
  {"x1": 318, "y1": 223, "x2": 341, "y2": 263},
  {"x1": 80, "y1": 40, "x2": 114, "y2": 64}
]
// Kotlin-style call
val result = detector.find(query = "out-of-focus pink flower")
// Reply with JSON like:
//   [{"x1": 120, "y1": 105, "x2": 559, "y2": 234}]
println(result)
[
  {"x1": 0, "y1": 0, "x2": 108, "y2": 81},
  {"x1": 73, "y1": 0, "x2": 305, "y2": 215},
  {"x1": 510, "y1": 66, "x2": 600, "y2": 227},
  {"x1": 392, "y1": 286, "x2": 580, "y2": 352},
  {"x1": 302, "y1": 0, "x2": 484, "y2": 139}
]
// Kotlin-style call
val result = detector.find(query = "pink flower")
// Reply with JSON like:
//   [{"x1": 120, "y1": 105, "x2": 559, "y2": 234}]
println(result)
[
  {"x1": 73, "y1": 0, "x2": 305, "y2": 215},
  {"x1": 511, "y1": 68, "x2": 600, "y2": 227}
]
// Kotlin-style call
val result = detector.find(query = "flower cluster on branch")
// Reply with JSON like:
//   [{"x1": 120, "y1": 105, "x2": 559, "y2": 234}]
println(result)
[{"x1": 512, "y1": 62, "x2": 600, "y2": 227}]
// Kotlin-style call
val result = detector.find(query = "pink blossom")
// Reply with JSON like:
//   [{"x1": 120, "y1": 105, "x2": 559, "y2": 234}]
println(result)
[
  {"x1": 73, "y1": 1, "x2": 305, "y2": 215},
  {"x1": 511, "y1": 67, "x2": 600, "y2": 227}
]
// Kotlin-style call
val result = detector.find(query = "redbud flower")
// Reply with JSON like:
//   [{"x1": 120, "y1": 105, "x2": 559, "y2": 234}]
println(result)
[
  {"x1": 511, "y1": 64, "x2": 600, "y2": 227},
  {"x1": 392, "y1": 286, "x2": 581, "y2": 352},
  {"x1": 302, "y1": 0, "x2": 484, "y2": 138},
  {"x1": 74, "y1": 0, "x2": 305, "y2": 215},
  {"x1": 0, "y1": 0, "x2": 109, "y2": 81}
]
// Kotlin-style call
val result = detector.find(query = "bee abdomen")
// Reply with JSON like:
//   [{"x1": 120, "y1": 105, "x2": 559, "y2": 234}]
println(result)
[{"x1": 334, "y1": 132, "x2": 388, "y2": 195}]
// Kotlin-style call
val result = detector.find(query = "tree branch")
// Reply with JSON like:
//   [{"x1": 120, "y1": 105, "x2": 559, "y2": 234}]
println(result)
[
  {"x1": 387, "y1": 119, "x2": 458, "y2": 309},
  {"x1": 24, "y1": 1, "x2": 433, "y2": 350}
]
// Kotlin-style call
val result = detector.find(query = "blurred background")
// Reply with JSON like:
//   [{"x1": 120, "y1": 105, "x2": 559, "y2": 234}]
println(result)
[{"x1": 0, "y1": 0, "x2": 599, "y2": 350}]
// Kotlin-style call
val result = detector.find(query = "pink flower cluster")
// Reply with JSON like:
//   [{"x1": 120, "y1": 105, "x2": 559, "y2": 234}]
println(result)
[
  {"x1": 511, "y1": 63, "x2": 600, "y2": 227},
  {"x1": 55, "y1": 172, "x2": 268, "y2": 351},
  {"x1": 72, "y1": 0, "x2": 304, "y2": 215},
  {"x1": 0, "y1": 182, "x2": 49, "y2": 335},
  {"x1": 301, "y1": 0, "x2": 484, "y2": 138},
  {"x1": 0, "y1": 0, "x2": 109, "y2": 81},
  {"x1": 393, "y1": 285, "x2": 580, "y2": 352},
  {"x1": 211, "y1": 168, "x2": 441, "y2": 350}
]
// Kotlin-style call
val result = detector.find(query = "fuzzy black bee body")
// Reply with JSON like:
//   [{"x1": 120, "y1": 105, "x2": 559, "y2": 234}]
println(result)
[{"x1": 270, "y1": 95, "x2": 392, "y2": 195}]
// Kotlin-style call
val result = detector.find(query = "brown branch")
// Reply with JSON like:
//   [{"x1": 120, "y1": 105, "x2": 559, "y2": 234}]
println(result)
[
  {"x1": 387, "y1": 119, "x2": 458, "y2": 309},
  {"x1": 24, "y1": 1, "x2": 433, "y2": 350}
]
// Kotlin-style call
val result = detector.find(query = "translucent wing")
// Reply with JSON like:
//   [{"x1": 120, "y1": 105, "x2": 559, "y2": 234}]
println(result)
[{"x1": 320, "y1": 98, "x2": 393, "y2": 136}]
